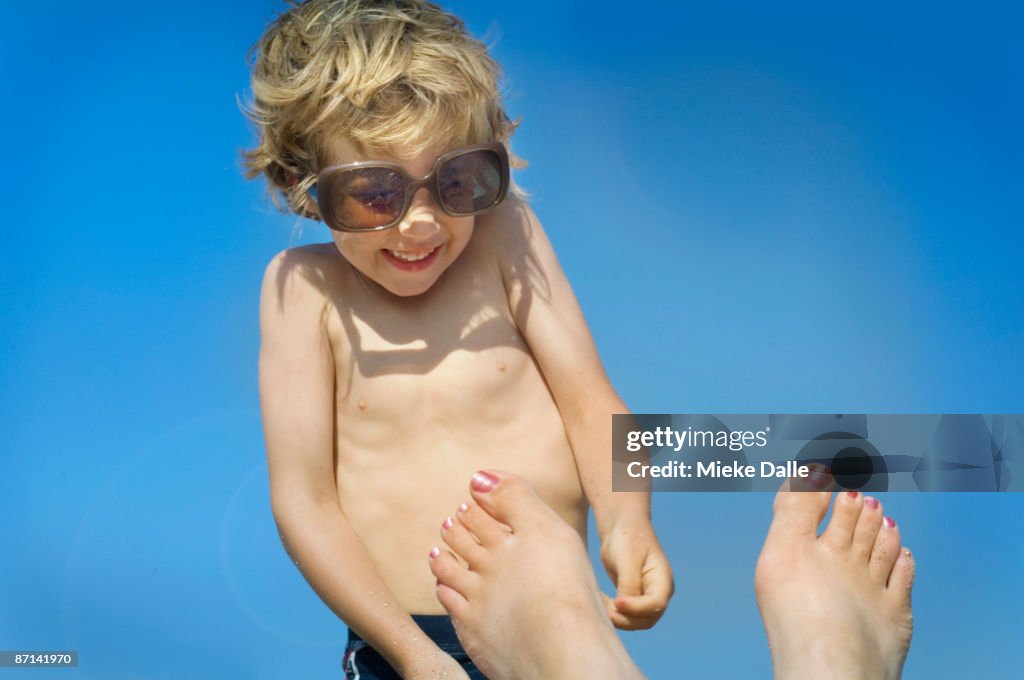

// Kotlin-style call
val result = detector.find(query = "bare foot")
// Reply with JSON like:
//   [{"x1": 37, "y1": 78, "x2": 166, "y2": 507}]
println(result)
[
  {"x1": 755, "y1": 474, "x2": 915, "y2": 680},
  {"x1": 428, "y1": 470, "x2": 644, "y2": 680}
]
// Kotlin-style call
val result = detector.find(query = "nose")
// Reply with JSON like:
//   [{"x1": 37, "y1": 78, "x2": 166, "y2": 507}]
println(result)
[{"x1": 396, "y1": 187, "x2": 442, "y2": 240}]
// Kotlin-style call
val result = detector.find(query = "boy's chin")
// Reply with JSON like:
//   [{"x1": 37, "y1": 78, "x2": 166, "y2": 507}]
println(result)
[
  {"x1": 381, "y1": 277, "x2": 442, "y2": 297},
  {"x1": 374, "y1": 265, "x2": 448, "y2": 297}
]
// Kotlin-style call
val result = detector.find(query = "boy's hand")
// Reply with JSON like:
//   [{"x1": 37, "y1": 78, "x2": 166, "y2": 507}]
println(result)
[{"x1": 599, "y1": 517, "x2": 674, "y2": 630}]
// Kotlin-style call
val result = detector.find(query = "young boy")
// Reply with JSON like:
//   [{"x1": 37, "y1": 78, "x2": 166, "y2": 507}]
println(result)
[{"x1": 244, "y1": 1, "x2": 673, "y2": 677}]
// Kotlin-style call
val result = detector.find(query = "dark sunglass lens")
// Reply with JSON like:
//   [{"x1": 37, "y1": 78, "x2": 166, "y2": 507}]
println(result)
[
  {"x1": 330, "y1": 167, "x2": 406, "y2": 228},
  {"x1": 437, "y1": 150, "x2": 503, "y2": 214}
]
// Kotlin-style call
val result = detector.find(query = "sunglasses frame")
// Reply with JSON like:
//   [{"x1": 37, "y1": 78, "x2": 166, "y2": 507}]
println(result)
[{"x1": 312, "y1": 142, "x2": 510, "y2": 232}]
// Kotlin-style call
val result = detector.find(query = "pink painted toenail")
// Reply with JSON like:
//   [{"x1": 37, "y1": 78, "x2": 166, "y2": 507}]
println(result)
[
  {"x1": 804, "y1": 463, "x2": 832, "y2": 488},
  {"x1": 864, "y1": 497, "x2": 879, "y2": 509},
  {"x1": 458, "y1": 502, "x2": 470, "y2": 513},
  {"x1": 883, "y1": 516, "x2": 897, "y2": 529},
  {"x1": 471, "y1": 471, "x2": 499, "y2": 492},
  {"x1": 845, "y1": 491, "x2": 859, "y2": 499},
  {"x1": 429, "y1": 547, "x2": 441, "y2": 559},
  {"x1": 442, "y1": 517, "x2": 454, "y2": 530}
]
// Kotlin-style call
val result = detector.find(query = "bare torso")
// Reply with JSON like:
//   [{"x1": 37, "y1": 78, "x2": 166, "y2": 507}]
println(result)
[{"x1": 310, "y1": 216, "x2": 586, "y2": 614}]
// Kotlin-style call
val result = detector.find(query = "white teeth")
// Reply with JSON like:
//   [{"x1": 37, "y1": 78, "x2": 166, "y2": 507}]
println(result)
[{"x1": 387, "y1": 248, "x2": 435, "y2": 262}]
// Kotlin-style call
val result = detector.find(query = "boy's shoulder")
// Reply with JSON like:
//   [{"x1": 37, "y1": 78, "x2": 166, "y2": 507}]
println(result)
[
  {"x1": 476, "y1": 196, "x2": 554, "y2": 298},
  {"x1": 475, "y1": 196, "x2": 540, "y2": 270},
  {"x1": 262, "y1": 242, "x2": 342, "y2": 283},
  {"x1": 259, "y1": 243, "x2": 346, "y2": 328}
]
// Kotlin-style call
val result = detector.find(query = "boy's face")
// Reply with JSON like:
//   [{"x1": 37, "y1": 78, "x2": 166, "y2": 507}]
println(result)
[{"x1": 321, "y1": 137, "x2": 476, "y2": 298}]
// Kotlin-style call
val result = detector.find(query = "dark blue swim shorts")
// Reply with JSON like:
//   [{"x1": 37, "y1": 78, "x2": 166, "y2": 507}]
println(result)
[{"x1": 342, "y1": 615, "x2": 488, "y2": 679}]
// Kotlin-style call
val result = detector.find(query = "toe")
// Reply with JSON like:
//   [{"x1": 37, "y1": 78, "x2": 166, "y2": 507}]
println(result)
[
  {"x1": 469, "y1": 470, "x2": 558, "y2": 531},
  {"x1": 429, "y1": 547, "x2": 477, "y2": 599},
  {"x1": 821, "y1": 490, "x2": 865, "y2": 550},
  {"x1": 442, "y1": 515, "x2": 486, "y2": 568},
  {"x1": 784, "y1": 463, "x2": 836, "y2": 493},
  {"x1": 868, "y1": 516, "x2": 902, "y2": 584},
  {"x1": 436, "y1": 583, "x2": 470, "y2": 620},
  {"x1": 886, "y1": 547, "x2": 916, "y2": 605},
  {"x1": 766, "y1": 469, "x2": 834, "y2": 542},
  {"x1": 851, "y1": 496, "x2": 883, "y2": 563},
  {"x1": 458, "y1": 501, "x2": 508, "y2": 548}
]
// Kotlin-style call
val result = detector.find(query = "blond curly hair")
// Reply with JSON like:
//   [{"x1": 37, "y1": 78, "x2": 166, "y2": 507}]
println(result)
[{"x1": 241, "y1": 0, "x2": 523, "y2": 218}]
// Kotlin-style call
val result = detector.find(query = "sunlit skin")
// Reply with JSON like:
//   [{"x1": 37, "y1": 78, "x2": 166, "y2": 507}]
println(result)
[
  {"x1": 321, "y1": 138, "x2": 478, "y2": 298},
  {"x1": 260, "y1": 135, "x2": 672, "y2": 678},
  {"x1": 428, "y1": 473, "x2": 915, "y2": 680}
]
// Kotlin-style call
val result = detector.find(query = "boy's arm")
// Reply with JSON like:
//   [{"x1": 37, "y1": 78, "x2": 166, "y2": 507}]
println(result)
[
  {"x1": 491, "y1": 200, "x2": 673, "y2": 628},
  {"x1": 259, "y1": 249, "x2": 464, "y2": 678},
  {"x1": 491, "y1": 201, "x2": 644, "y2": 530}
]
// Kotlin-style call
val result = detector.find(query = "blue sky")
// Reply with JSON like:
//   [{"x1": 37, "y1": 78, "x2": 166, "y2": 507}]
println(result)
[{"x1": 2, "y1": 1, "x2": 1022, "y2": 677}]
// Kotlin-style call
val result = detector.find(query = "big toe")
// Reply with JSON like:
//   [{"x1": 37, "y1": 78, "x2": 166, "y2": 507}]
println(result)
[
  {"x1": 766, "y1": 467, "x2": 834, "y2": 543},
  {"x1": 469, "y1": 470, "x2": 556, "y2": 531}
]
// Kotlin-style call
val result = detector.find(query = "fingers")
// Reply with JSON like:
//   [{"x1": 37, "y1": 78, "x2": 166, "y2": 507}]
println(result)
[
  {"x1": 613, "y1": 581, "x2": 672, "y2": 617},
  {"x1": 608, "y1": 551, "x2": 644, "y2": 599},
  {"x1": 602, "y1": 591, "x2": 657, "y2": 630},
  {"x1": 609, "y1": 597, "x2": 668, "y2": 630},
  {"x1": 609, "y1": 551, "x2": 674, "y2": 630}
]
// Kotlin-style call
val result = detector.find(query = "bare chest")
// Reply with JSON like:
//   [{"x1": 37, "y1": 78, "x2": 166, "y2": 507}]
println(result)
[{"x1": 324, "y1": 265, "x2": 543, "y2": 443}]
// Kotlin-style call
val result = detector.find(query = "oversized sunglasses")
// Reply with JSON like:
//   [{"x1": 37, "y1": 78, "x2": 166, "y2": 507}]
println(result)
[{"x1": 310, "y1": 142, "x2": 510, "y2": 232}]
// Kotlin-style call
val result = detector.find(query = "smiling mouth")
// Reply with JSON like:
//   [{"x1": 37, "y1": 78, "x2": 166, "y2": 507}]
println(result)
[
  {"x1": 380, "y1": 245, "x2": 442, "y2": 271},
  {"x1": 385, "y1": 247, "x2": 438, "y2": 262}
]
